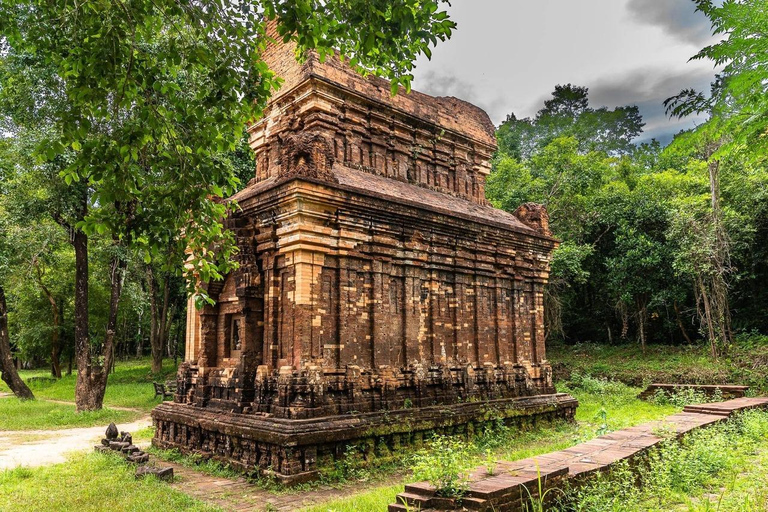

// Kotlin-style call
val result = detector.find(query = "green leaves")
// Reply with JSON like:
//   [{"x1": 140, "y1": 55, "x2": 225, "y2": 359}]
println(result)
[
  {"x1": 0, "y1": 0, "x2": 454, "y2": 308},
  {"x1": 263, "y1": 0, "x2": 455, "y2": 93},
  {"x1": 498, "y1": 85, "x2": 645, "y2": 160},
  {"x1": 667, "y1": 0, "x2": 768, "y2": 162}
]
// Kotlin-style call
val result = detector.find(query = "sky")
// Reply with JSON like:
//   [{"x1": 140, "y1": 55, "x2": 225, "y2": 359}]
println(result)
[{"x1": 411, "y1": 0, "x2": 723, "y2": 144}]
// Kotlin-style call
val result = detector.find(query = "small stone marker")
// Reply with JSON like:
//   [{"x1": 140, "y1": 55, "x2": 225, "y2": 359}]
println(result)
[
  {"x1": 127, "y1": 453, "x2": 150, "y2": 464},
  {"x1": 105, "y1": 423, "x2": 119, "y2": 440},
  {"x1": 121, "y1": 445, "x2": 140, "y2": 454},
  {"x1": 109, "y1": 441, "x2": 130, "y2": 451}
]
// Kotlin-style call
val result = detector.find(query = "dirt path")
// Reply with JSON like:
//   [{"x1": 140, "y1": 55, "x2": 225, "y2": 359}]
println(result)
[
  {"x1": 39, "y1": 398, "x2": 144, "y2": 413},
  {"x1": 0, "y1": 415, "x2": 151, "y2": 470}
]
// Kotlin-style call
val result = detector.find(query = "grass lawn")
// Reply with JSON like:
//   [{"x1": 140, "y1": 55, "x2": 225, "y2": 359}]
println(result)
[
  {"x1": 548, "y1": 338, "x2": 768, "y2": 392},
  {"x1": 19, "y1": 358, "x2": 179, "y2": 411},
  {"x1": 0, "y1": 451, "x2": 221, "y2": 512},
  {"x1": 0, "y1": 358, "x2": 177, "y2": 430},
  {"x1": 0, "y1": 398, "x2": 141, "y2": 431}
]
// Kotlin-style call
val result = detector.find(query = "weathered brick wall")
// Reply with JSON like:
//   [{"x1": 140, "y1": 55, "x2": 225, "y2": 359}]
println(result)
[
  {"x1": 167, "y1": 35, "x2": 563, "y2": 475},
  {"x1": 250, "y1": 37, "x2": 496, "y2": 205},
  {"x1": 176, "y1": 32, "x2": 559, "y2": 419}
]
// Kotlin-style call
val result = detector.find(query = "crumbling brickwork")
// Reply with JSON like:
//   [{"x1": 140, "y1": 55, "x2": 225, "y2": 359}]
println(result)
[{"x1": 153, "y1": 33, "x2": 575, "y2": 483}]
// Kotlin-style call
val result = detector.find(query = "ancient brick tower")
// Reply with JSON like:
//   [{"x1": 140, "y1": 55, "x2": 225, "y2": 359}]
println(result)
[{"x1": 152, "y1": 34, "x2": 577, "y2": 483}]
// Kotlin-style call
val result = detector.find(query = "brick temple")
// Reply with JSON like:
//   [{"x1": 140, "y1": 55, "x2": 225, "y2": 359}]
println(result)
[{"x1": 152, "y1": 34, "x2": 577, "y2": 483}]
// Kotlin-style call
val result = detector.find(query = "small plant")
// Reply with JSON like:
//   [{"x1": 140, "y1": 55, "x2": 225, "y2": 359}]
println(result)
[
  {"x1": 411, "y1": 435, "x2": 473, "y2": 499},
  {"x1": 403, "y1": 398, "x2": 413, "y2": 409},
  {"x1": 397, "y1": 495, "x2": 417, "y2": 512},
  {"x1": 652, "y1": 387, "x2": 721, "y2": 408},
  {"x1": 484, "y1": 449, "x2": 496, "y2": 476},
  {"x1": 595, "y1": 407, "x2": 609, "y2": 436},
  {"x1": 651, "y1": 422, "x2": 677, "y2": 440},
  {"x1": 521, "y1": 461, "x2": 563, "y2": 512}
]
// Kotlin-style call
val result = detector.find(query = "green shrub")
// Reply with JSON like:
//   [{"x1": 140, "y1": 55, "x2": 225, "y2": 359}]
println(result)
[
  {"x1": 651, "y1": 387, "x2": 723, "y2": 407},
  {"x1": 411, "y1": 435, "x2": 473, "y2": 498}
]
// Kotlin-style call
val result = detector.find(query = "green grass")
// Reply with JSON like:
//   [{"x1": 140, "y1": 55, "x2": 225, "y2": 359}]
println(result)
[
  {"x1": 0, "y1": 358, "x2": 177, "y2": 430},
  {"x1": 147, "y1": 448, "x2": 241, "y2": 480},
  {"x1": 548, "y1": 338, "x2": 768, "y2": 392},
  {"x1": 0, "y1": 397, "x2": 142, "y2": 431},
  {"x1": 132, "y1": 426, "x2": 156, "y2": 444},
  {"x1": 301, "y1": 483, "x2": 405, "y2": 512},
  {"x1": 19, "y1": 358, "x2": 179, "y2": 411},
  {"x1": 0, "y1": 451, "x2": 221, "y2": 512}
]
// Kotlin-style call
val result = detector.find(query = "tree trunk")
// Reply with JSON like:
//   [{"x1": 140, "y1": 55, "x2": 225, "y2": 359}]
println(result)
[
  {"x1": 636, "y1": 300, "x2": 647, "y2": 355},
  {"x1": 136, "y1": 309, "x2": 143, "y2": 358},
  {"x1": 33, "y1": 260, "x2": 62, "y2": 379},
  {"x1": 0, "y1": 286, "x2": 34, "y2": 399},
  {"x1": 697, "y1": 277, "x2": 719, "y2": 360},
  {"x1": 147, "y1": 266, "x2": 170, "y2": 375},
  {"x1": 673, "y1": 301, "x2": 693, "y2": 345},
  {"x1": 72, "y1": 228, "x2": 98, "y2": 411}
]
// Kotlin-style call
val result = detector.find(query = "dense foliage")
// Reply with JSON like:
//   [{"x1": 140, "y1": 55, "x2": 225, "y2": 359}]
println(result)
[{"x1": 488, "y1": 0, "x2": 768, "y2": 352}]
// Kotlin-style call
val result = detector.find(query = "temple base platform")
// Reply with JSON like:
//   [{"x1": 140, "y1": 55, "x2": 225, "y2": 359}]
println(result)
[{"x1": 151, "y1": 393, "x2": 578, "y2": 484}]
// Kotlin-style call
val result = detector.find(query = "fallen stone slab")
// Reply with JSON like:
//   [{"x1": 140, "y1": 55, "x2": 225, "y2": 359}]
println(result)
[
  {"x1": 109, "y1": 441, "x2": 130, "y2": 451},
  {"x1": 127, "y1": 452, "x2": 150, "y2": 464},
  {"x1": 136, "y1": 466, "x2": 173, "y2": 482},
  {"x1": 121, "y1": 445, "x2": 140, "y2": 455}
]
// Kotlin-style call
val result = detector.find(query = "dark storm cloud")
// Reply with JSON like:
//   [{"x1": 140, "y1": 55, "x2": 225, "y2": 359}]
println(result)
[
  {"x1": 626, "y1": 0, "x2": 714, "y2": 45},
  {"x1": 588, "y1": 67, "x2": 716, "y2": 143}
]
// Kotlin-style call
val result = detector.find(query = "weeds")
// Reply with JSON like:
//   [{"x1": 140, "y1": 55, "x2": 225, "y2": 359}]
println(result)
[
  {"x1": 651, "y1": 387, "x2": 723, "y2": 408},
  {"x1": 411, "y1": 435, "x2": 473, "y2": 498},
  {"x1": 568, "y1": 409, "x2": 768, "y2": 511},
  {"x1": 147, "y1": 447, "x2": 240, "y2": 479}
]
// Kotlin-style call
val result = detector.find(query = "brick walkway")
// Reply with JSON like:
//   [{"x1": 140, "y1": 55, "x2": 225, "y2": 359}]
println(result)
[
  {"x1": 391, "y1": 397, "x2": 768, "y2": 512},
  {"x1": 165, "y1": 461, "x2": 402, "y2": 511}
]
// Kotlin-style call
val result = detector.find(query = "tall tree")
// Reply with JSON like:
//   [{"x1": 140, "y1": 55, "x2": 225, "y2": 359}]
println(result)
[
  {"x1": 0, "y1": 142, "x2": 34, "y2": 399},
  {"x1": 497, "y1": 84, "x2": 645, "y2": 160},
  {"x1": 0, "y1": 1, "x2": 455, "y2": 410},
  {"x1": 664, "y1": 0, "x2": 768, "y2": 355}
]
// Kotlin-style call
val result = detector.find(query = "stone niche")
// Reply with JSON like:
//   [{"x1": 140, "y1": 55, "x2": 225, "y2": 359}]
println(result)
[{"x1": 152, "y1": 32, "x2": 577, "y2": 484}]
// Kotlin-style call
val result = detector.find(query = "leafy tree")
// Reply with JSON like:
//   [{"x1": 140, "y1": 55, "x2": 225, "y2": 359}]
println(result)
[
  {"x1": 0, "y1": 137, "x2": 34, "y2": 399},
  {"x1": 497, "y1": 84, "x2": 644, "y2": 160},
  {"x1": 665, "y1": 0, "x2": 768, "y2": 162},
  {"x1": 0, "y1": 1, "x2": 455, "y2": 410}
]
